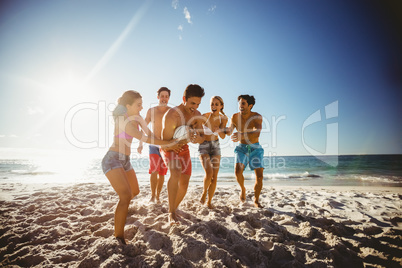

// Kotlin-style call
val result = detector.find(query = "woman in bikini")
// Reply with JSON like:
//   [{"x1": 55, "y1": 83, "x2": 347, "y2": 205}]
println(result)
[
  {"x1": 101, "y1": 90, "x2": 181, "y2": 244},
  {"x1": 198, "y1": 96, "x2": 228, "y2": 209}
]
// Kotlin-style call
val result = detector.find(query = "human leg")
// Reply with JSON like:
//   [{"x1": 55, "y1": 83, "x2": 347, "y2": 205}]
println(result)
[
  {"x1": 105, "y1": 168, "x2": 133, "y2": 242},
  {"x1": 162, "y1": 145, "x2": 191, "y2": 224},
  {"x1": 151, "y1": 148, "x2": 167, "y2": 203},
  {"x1": 156, "y1": 174, "x2": 165, "y2": 202},
  {"x1": 235, "y1": 163, "x2": 246, "y2": 202},
  {"x1": 199, "y1": 154, "x2": 213, "y2": 204},
  {"x1": 172, "y1": 147, "x2": 192, "y2": 211},
  {"x1": 149, "y1": 152, "x2": 161, "y2": 202},
  {"x1": 126, "y1": 169, "x2": 140, "y2": 198},
  {"x1": 174, "y1": 173, "x2": 191, "y2": 211},
  {"x1": 253, "y1": 168, "x2": 264, "y2": 208},
  {"x1": 166, "y1": 159, "x2": 182, "y2": 224},
  {"x1": 207, "y1": 155, "x2": 221, "y2": 208},
  {"x1": 234, "y1": 144, "x2": 249, "y2": 202},
  {"x1": 149, "y1": 172, "x2": 158, "y2": 202},
  {"x1": 249, "y1": 144, "x2": 264, "y2": 208}
]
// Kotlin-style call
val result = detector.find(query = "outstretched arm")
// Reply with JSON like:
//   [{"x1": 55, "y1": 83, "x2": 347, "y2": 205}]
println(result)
[
  {"x1": 138, "y1": 110, "x2": 152, "y2": 153},
  {"x1": 118, "y1": 116, "x2": 170, "y2": 146},
  {"x1": 231, "y1": 114, "x2": 262, "y2": 142},
  {"x1": 136, "y1": 115, "x2": 152, "y2": 153},
  {"x1": 224, "y1": 114, "x2": 236, "y2": 136},
  {"x1": 134, "y1": 115, "x2": 152, "y2": 136},
  {"x1": 189, "y1": 111, "x2": 205, "y2": 144},
  {"x1": 217, "y1": 115, "x2": 229, "y2": 139}
]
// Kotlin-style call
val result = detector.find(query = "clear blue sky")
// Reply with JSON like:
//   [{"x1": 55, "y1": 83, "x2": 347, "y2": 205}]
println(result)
[{"x1": 0, "y1": 0, "x2": 401, "y2": 158}]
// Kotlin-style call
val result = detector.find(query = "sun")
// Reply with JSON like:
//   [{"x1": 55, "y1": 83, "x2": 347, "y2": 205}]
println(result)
[{"x1": 44, "y1": 70, "x2": 94, "y2": 105}]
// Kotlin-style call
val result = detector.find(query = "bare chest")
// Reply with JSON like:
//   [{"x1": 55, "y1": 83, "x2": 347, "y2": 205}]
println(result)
[
  {"x1": 235, "y1": 115, "x2": 256, "y2": 131},
  {"x1": 150, "y1": 107, "x2": 169, "y2": 123}
]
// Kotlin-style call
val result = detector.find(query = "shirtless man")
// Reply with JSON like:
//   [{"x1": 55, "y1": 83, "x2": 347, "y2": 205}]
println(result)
[
  {"x1": 161, "y1": 84, "x2": 205, "y2": 224},
  {"x1": 227, "y1": 95, "x2": 264, "y2": 208},
  {"x1": 138, "y1": 87, "x2": 171, "y2": 203}
]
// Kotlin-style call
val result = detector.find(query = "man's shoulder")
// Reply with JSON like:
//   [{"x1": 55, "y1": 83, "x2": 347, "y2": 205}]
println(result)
[
  {"x1": 194, "y1": 110, "x2": 202, "y2": 117},
  {"x1": 147, "y1": 106, "x2": 156, "y2": 113},
  {"x1": 251, "y1": 111, "x2": 262, "y2": 117},
  {"x1": 160, "y1": 104, "x2": 171, "y2": 109},
  {"x1": 232, "y1": 112, "x2": 240, "y2": 118},
  {"x1": 149, "y1": 105, "x2": 166, "y2": 111},
  {"x1": 154, "y1": 105, "x2": 170, "y2": 114},
  {"x1": 165, "y1": 106, "x2": 180, "y2": 117},
  {"x1": 250, "y1": 112, "x2": 263, "y2": 121}
]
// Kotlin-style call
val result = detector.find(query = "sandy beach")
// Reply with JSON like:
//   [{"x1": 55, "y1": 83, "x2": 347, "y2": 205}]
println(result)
[{"x1": 0, "y1": 182, "x2": 401, "y2": 267}]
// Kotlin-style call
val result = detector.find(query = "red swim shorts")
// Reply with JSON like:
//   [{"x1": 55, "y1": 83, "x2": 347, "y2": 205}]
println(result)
[
  {"x1": 149, "y1": 154, "x2": 168, "y2": 175},
  {"x1": 161, "y1": 144, "x2": 192, "y2": 176},
  {"x1": 149, "y1": 145, "x2": 168, "y2": 175}
]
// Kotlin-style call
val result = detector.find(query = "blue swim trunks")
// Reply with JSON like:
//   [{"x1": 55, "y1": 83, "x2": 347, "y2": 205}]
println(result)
[
  {"x1": 234, "y1": 143, "x2": 264, "y2": 170},
  {"x1": 149, "y1": 145, "x2": 162, "y2": 156}
]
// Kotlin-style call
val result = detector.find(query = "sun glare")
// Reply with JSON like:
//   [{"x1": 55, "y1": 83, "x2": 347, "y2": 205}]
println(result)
[
  {"x1": 33, "y1": 150, "x2": 95, "y2": 182},
  {"x1": 44, "y1": 70, "x2": 94, "y2": 105}
]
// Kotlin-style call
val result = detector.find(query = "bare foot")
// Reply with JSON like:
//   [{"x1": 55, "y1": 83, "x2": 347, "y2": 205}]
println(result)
[
  {"x1": 200, "y1": 193, "x2": 207, "y2": 204},
  {"x1": 254, "y1": 199, "x2": 264, "y2": 208},
  {"x1": 116, "y1": 236, "x2": 127, "y2": 245},
  {"x1": 207, "y1": 203, "x2": 215, "y2": 209},
  {"x1": 240, "y1": 188, "x2": 246, "y2": 203},
  {"x1": 156, "y1": 197, "x2": 161, "y2": 204},
  {"x1": 149, "y1": 196, "x2": 156, "y2": 203},
  {"x1": 168, "y1": 212, "x2": 180, "y2": 226}
]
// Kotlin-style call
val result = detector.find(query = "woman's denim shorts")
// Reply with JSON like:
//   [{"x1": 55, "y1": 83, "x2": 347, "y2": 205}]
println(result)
[
  {"x1": 198, "y1": 140, "x2": 221, "y2": 157},
  {"x1": 101, "y1": 150, "x2": 133, "y2": 174}
]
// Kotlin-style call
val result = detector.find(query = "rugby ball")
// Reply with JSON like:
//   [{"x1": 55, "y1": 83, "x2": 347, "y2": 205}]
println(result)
[{"x1": 173, "y1": 125, "x2": 191, "y2": 141}]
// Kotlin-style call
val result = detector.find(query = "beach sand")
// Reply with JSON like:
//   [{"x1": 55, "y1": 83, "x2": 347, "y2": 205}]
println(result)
[{"x1": 0, "y1": 182, "x2": 401, "y2": 267}]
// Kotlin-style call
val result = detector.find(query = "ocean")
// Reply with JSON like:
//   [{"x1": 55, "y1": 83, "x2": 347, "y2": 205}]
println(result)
[{"x1": 0, "y1": 154, "x2": 401, "y2": 188}]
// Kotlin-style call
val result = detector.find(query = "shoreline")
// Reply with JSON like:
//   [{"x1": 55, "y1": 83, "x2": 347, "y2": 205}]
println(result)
[
  {"x1": 264, "y1": 184, "x2": 402, "y2": 194},
  {"x1": 1, "y1": 180, "x2": 401, "y2": 202}
]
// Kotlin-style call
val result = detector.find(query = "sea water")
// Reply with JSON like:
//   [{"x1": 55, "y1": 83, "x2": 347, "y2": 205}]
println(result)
[{"x1": 0, "y1": 154, "x2": 401, "y2": 188}]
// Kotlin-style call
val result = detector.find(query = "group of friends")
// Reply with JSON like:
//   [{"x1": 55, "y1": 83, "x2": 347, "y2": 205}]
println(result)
[{"x1": 101, "y1": 84, "x2": 265, "y2": 244}]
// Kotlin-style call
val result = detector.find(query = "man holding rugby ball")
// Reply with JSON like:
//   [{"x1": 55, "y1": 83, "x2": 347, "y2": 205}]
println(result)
[{"x1": 161, "y1": 84, "x2": 205, "y2": 225}]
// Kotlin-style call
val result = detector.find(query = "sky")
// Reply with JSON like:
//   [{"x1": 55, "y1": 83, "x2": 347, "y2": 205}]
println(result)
[{"x1": 0, "y1": 0, "x2": 401, "y2": 159}]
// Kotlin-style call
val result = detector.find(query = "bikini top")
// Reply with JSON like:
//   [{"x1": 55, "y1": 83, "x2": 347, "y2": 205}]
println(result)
[
  {"x1": 114, "y1": 113, "x2": 139, "y2": 140},
  {"x1": 115, "y1": 131, "x2": 133, "y2": 139},
  {"x1": 203, "y1": 113, "x2": 222, "y2": 136}
]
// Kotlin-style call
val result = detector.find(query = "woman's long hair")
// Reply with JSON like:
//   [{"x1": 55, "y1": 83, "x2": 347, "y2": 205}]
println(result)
[{"x1": 113, "y1": 90, "x2": 142, "y2": 118}]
